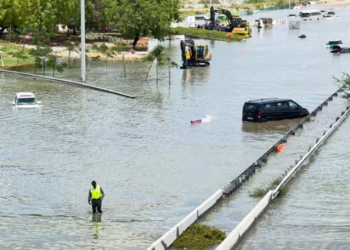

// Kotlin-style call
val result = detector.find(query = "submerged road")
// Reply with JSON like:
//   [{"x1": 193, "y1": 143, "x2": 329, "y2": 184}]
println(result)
[
  {"x1": 1, "y1": 7, "x2": 350, "y2": 250},
  {"x1": 238, "y1": 111, "x2": 350, "y2": 250}
]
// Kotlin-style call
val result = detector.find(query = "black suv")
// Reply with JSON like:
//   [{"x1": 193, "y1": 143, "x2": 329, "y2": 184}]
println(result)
[{"x1": 242, "y1": 98, "x2": 309, "y2": 122}]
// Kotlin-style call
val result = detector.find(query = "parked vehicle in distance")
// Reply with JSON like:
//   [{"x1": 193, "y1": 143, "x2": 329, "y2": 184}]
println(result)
[
  {"x1": 326, "y1": 39, "x2": 342, "y2": 48},
  {"x1": 242, "y1": 98, "x2": 309, "y2": 122},
  {"x1": 299, "y1": 10, "x2": 322, "y2": 21},
  {"x1": 330, "y1": 45, "x2": 350, "y2": 54},
  {"x1": 12, "y1": 92, "x2": 41, "y2": 108}
]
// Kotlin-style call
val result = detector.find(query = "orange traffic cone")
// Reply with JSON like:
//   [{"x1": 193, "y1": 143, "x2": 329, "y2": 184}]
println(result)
[{"x1": 277, "y1": 144, "x2": 285, "y2": 153}]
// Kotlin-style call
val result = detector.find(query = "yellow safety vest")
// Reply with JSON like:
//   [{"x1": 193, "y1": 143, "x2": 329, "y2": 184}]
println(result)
[{"x1": 91, "y1": 185, "x2": 102, "y2": 199}]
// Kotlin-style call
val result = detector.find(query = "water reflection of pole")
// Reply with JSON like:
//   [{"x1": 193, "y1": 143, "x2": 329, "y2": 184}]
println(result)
[{"x1": 123, "y1": 52, "x2": 126, "y2": 78}]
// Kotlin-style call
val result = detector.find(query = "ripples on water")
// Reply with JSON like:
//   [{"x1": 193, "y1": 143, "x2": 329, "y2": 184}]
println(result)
[{"x1": 1, "y1": 7, "x2": 350, "y2": 250}]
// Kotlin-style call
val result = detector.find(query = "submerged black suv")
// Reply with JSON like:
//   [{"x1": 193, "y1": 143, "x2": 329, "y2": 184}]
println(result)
[{"x1": 242, "y1": 98, "x2": 309, "y2": 122}]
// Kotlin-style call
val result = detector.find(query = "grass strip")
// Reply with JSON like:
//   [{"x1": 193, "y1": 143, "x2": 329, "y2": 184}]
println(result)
[
  {"x1": 172, "y1": 223, "x2": 226, "y2": 249},
  {"x1": 173, "y1": 27, "x2": 248, "y2": 42}
]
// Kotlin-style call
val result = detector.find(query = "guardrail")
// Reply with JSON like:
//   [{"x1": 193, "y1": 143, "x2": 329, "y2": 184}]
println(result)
[
  {"x1": 0, "y1": 69, "x2": 136, "y2": 99},
  {"x1": 215, "y1": 191, "x2": 273, "y2": 250},
  {"x1": 215, "y1": 93, "x2": 350, "y2": 250},
  {"x1": 221, "y1": 88, "x2": 343, "y2": 197},
  {"x1": 146, "y1": 190, "x2": 223, "y2": 250},
  {"x1": 272, "y1": 104, "x2": 350, "y2": 198},
  {"x1": 147, "y1": 87, "x2": 345, "y2": 250}
]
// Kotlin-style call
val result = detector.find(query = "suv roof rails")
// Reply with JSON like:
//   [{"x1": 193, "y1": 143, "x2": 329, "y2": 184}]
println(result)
[{"x1": 248, "y1": 97, "x2": 279, "y2": 102}]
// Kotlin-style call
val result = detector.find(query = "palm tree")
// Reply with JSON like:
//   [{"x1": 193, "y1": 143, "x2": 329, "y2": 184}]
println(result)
[{"x1": 143, "y1": 45, "x2": 178, "y2": 85}]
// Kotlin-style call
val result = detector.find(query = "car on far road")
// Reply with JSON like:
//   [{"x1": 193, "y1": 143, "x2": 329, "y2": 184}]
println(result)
[
  {"x1": 242, "y1": 98, "x2": 309, "y2": 122},
  {"x1": 12, "y1": 92, "x2": 41, "y2": 108}
]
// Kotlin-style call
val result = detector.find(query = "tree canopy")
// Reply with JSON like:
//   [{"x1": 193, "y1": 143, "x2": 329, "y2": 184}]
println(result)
[
  {"x1": 0, "y1": 0, "x2": 79, "y2": 30},
  {"x1": 105, "y1": 0, "x2": 180, "y2": 47},
  {"x1": 0, "y1": 0, "x2": 180, "y2": 46}
]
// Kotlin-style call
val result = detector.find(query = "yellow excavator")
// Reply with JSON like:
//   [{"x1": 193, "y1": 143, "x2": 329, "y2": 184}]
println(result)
[
  {"x1": 232, "y1": 20, "x2": 252, "y2": 36},
  {"x1": 180, "y1": 40, "x2": 212, "y2": 69}
]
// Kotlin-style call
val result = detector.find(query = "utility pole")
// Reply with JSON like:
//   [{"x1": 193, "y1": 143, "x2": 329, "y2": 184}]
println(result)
[
  {"x1": 289, "y1": 0, "x2": 291, "y2": 15},
  {"x1": 81, "y1": 0, "x2": 86, "y2": 82}
]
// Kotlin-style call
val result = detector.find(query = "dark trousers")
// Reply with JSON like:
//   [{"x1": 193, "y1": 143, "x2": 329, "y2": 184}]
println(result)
[{"x1": 91, "y1": 198, "x2": 103, "y2": 213}]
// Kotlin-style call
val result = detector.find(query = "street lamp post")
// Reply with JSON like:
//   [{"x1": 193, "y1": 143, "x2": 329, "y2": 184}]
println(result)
[
  {"x1": 81, "y1": 0, "x2": 86, "y2": 82},
  {"x1": 289, "y1": 0, "x2": 291, "y2": 15}
]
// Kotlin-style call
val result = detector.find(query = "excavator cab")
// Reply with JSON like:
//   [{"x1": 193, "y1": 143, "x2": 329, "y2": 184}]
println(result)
[{"x1": 196, "y1": 45, "x2": 205, "y2": 60}]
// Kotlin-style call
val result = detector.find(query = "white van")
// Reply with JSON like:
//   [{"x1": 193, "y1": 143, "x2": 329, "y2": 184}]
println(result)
[
  {"x1": 12, "y1": 92, "x2": 41, "y2": 108},
  {"x1": 299, "y1": 10, "x2": 322, "y2": 21}
]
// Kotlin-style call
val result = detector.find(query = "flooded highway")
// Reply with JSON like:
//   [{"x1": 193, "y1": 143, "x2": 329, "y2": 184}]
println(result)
[
  {"x1": 1, "y1": 6, "x2": 350, "y2": 250},
  {"x1": 238, "y1": 112, "x2": 350, "y2": 250}
]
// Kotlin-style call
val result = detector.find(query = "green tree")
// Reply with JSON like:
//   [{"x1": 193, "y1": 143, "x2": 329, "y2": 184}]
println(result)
[
  {"x1": 8, "y1": 51, "x2": 29, "y2": 69},
  {"x1": 92, "y1": 43, "x2": 115, "y2": 69},
  {"x1": 46, "y1": 53, "x2": 68, "y2": 77},
  {"x1": 65, "y1": 40, "x2": 80, "y2": 68},
  {"x1": 28, "y1": 28, "x2": 55, "y2": 73},
  {"x1": 143, "y1": 45, "x2": 177, "y2": 85},
  {"x1": 0, "y1": 0, "x2": 79, "y2": 33},
  {"x1": 29, "y1": 42, "x2": 53, "y2": 73},
  {"x1": 164, "y1": 57, "x2": 178, "y2": 85},
  {"x1": 85, "y1": 48, "x2": 101, "y2": 71},
  {"x1": 334, "y1": 73, "x2": 350, "y2": 97},
  {"x1": 105, "y1": 0, "x2": 180, "y2": 47},
  {"x1": 86, "y1": 0, "x2": 109, "y2": 30}
]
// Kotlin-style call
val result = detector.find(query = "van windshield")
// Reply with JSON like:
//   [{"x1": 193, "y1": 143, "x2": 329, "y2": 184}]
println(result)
[
  {"x1": 244, "y1": 103, "x2": 257, "y2": 112},
  {"x1": 300, "y1": 13, "x2": 310, "y2": 18},
  {"x1": 17, "y1": 98, "x2": 36, "y2": 105}
]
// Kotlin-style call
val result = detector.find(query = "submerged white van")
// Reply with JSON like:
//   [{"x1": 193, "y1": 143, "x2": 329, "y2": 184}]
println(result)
[{"x1": 12, "y1": 92, "x2": 41, "y2": 108}]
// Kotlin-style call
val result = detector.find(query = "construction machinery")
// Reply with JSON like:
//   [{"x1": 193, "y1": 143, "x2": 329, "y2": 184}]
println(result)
[
  {"x1": 205, "y1": 6, "x2": 242, "y2": 32},
  {"x1": 232, "y1": 20, "x2": 252, "y2": 36},
  {"x1": 180, "y1": 40, "x2": 212, "y2": 69}
]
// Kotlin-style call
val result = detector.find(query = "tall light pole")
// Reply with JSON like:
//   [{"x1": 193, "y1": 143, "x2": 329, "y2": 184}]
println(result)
[
  {"x1": 81, "y1": 0, "x2": 86, "y2": 82},
  {"x1": 289, "y1": 0, "x2": 291, "y2": 15}
]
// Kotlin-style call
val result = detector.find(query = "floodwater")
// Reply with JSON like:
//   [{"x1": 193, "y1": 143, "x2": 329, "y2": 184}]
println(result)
[
  {"x1": 1, "y1": 7, "x2": 350, "y2": 250},
  {"x1": 238, "y1": 113, "x2": 350, "y2": 250}
]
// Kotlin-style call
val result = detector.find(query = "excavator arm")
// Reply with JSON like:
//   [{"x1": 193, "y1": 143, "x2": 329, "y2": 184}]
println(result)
[
  {"x1": 180, "y1": 40, "x2": 196, "y2": 69},
  {"x1": 215, "y1": 9, "x2": 233, "y2": 26}
]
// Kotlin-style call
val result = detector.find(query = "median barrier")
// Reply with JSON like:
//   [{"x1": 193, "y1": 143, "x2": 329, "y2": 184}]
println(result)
[
  {"x1": 197, "y1": 189, "x2": 223, "y2": 215},
  {"x1": 159, "y1": 227, "x2": 177, "y2": 249},
  {"x1": 147, "y1": 189, "x2": 223, "y2": 250},
  {"x1": 216, "y1": 191, "x2": 273, "y2": 250},
  {"x1": 177, "y1": 210, "x2": 198, "y2": 235},
  {"x1": 0, "y1": 69, "x2": 135, "y2": 98}
]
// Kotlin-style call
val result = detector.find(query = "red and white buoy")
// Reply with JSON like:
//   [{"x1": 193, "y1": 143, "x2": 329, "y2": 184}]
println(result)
[{"x1": 191, "y1": 115, "x2": 212, "y2": 124}]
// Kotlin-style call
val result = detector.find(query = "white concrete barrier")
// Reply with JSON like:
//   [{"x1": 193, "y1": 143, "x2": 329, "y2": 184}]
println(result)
[
  {"x1": 197, "y1": 189, "x2": 222, "y2": 215},
  {"x1": 147, "y1": 189, "x2": 223, "y2": 250},
  {"x1": 215, "y1": 191, "x2": 273, "y2": 250},
  {"x1": 0, "y1": 69, "x2": 135, "y2": 98},
  {"x1": 177, "y1": 210, "x2": 198, "y2": 234}
]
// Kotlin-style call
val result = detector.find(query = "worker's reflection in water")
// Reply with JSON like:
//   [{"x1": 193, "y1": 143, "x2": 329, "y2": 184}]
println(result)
[{"x1": 92, "y1": 214, "x2": 102, "y2": 240}]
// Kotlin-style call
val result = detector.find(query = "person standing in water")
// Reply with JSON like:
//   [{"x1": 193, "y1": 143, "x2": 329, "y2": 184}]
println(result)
[{"x1": 88, "y1": 181, "x2": 105, "y2": 214}]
